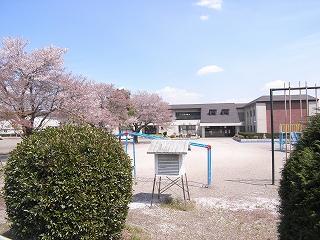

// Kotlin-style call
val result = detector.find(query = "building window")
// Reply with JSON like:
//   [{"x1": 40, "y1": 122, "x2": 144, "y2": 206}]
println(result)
[
  {"x1": 179, "y1": 125, "x2": 196, "y2": 136},
  {"x1": 175, "y1": 112, "x2": 201, "y2": 120},
  {"x1": 220, "y1": 109, "x2": 229, "y2": 115},
  {"x1": 253, "y1": 109, "x2": 255, "y2": 117},
  {"x1": 250, "y1": 110, "x2": 252, "y2": 117},
  {"x1": 238, "y1": 112, "x2": 245, "y2": 121},
  {"x1": 208, "y1": 109, "x2": 217, "y2": 115}
]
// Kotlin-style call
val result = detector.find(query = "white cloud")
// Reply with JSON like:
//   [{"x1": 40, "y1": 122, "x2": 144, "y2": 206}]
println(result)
[
  {"x1": 197, "y1": 65, "x2": 224, "y2": 75},
  {"x1": 262, "y1": 80, "x2": 286, "y2": 91},
  {"x1": 200, "y1": 15, "x2": 209, "y2": 21},
  {"x1": 195, "y1": 0, "x2": 222, "y2": 10},
  {"x1": 157, "y1": 86, "x2": 203, "y2": 104}
]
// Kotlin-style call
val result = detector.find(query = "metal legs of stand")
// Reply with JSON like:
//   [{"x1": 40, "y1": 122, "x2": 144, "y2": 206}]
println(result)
[{"x1": 150, "y1": 174, "x2": 190, "y2": 206}]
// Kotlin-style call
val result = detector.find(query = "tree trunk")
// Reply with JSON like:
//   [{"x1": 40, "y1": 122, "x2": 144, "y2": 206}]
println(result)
[
  {"x1": 118, "y1": 126, "x2": 122, "y2": 142},
  {"x1": 133, "y1": 134, "x2": 138, "y2": 143},
  {"x1": 22, "y1": 126, "x2": 33, "y2": 136},
  {"x1": 133, "y1": 126, "x2": 141, "y2": 143}
]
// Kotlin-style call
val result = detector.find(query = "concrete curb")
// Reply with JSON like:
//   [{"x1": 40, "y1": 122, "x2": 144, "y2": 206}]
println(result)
[{"x1": 233, "y1": 138, "x2": 279, "y2": 143}]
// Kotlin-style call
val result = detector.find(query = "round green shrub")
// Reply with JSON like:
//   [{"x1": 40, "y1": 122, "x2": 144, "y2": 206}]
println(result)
[
  {"x1": 4, "y1": 125, "x2": 133, "y2": 240},
  {"x1": 278, "y1": 115, "x2": 320, "y2": 239}
]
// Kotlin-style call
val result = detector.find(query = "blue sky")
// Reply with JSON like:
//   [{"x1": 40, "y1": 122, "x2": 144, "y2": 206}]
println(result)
[{"x1": 1, "y1": 0, "x2": 320, "y2": 103}]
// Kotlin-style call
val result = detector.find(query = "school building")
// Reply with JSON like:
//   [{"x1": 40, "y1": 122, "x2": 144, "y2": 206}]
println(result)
[{"x1": 168, "y1": 95, "x2": 318, "y2": 137}]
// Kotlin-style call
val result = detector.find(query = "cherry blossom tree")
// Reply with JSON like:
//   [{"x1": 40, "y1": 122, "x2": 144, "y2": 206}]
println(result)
[
  {"x1": 62, "y1": 81, "x2": 131, "y2": 131},
  {"x1": 130, "y1": 91, "x2": 172, "y2": 142},
  {"x1": 94, "y1": 84, "x2": 131, "y2": 129},
  {"x1": 0, "y1": 37, "x2": 170, "y2": 137},
  {"x1": 0, "y1": 37, "x2": 78, "y2": 135}
]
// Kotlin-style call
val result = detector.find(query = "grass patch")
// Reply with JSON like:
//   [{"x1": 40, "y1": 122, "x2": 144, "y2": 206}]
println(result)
[
  {"x1": 160, "y1": 197, "x2": 195, "y2": 211},
  {"x1": 122, "y1": 224, "x2": 150, "y2": 240}
]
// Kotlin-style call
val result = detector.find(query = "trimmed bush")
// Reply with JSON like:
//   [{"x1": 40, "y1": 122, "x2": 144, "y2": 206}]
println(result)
[
  {"x1": 237, "y1": 132, "x2": 278, "y2": 139},
  {"x1": 278, "y1": 115, "x2": 320, "y2": 239},
  {"x1": 4, "y1": 125, "x2": 133, "y2": 240}
]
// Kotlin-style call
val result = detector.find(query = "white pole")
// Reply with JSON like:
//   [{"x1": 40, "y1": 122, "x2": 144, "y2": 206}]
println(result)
[
  {"x1": 299, "y1": 81, "x2": 302, "y2": 120},
  {"x1": 315, "y1": 83, "x2": 318, "y2": 114},
  {"x1": 289, "y1": 82, "x2": 292, "y2": 153},
  {"x1": 306, "y1": 81, "x2": 309, "y2": 117},
  {"x1": 284, "y1": 83, "x2": 288, "y2": 160}
]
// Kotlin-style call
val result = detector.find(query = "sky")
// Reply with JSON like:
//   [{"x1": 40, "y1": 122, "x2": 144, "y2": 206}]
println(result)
[{"x1": 1, "y1": 0, "x2": 320, "y2": 104}]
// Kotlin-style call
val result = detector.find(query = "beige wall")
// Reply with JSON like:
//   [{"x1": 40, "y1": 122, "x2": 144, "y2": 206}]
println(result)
[
  {"x1": 255, "y1": 103, "x2": 267, "y2": 133},
  {"x1": 309, "y1": 101, "x2": 318, "y2": 116}
]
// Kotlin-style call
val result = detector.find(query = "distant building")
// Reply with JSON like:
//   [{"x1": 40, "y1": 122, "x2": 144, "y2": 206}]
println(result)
[
  {"x1": 0, "y1": 117, "x2": 60, "y2": 136},
  {"x1": 0, "y1": 121, "x2": 21, "y2": 135},
  {"x1": 167, "y1": 95, "x2": 318, "y2": 137}
]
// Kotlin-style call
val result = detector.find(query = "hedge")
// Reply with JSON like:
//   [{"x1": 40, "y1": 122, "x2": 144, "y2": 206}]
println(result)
[
  {"x1": 4, "y1": 125, "x2": 133, "y2": 240},
  {"x1": 278, "y1": 115, "x2": 320, "y2": 239},
  {"x1": 237, "y1": 132, "x2": 277, "y2": 139}
]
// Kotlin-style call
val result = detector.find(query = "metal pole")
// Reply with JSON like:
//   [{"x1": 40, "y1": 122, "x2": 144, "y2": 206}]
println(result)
[
  {"x1": 132, "y1": 138, "x2": 136, "y2": 178},
  {"x1": 185, "y1": 173, "x2": 191, "y2": 200},
  {"x1": 125, "y1": 133, "x2": 128, "y2": 154},
  {"x1": 299, "y1": 81, "x2": 303, "y2": 120},
  {"x1": 150, "y1": 175, "x2": 156, "y2": 206},
  {"x1": 270, "y1": 89, "x2": 275, "y2": 185},
  {"x1": 315, "y1": 83, "x2": 318, "y2": 114},
  {"x1": 181, "y1": 176, "x2": 186, "y2": 202},
  {"x1": 289, "y1": 82, "x2": 292, "y2": 152},
  {"x1": 158, "y1": 176, "x2": 161, "y2": 199},
  {"x1": 207, "y1": 146, "x2": 212, "y2": 187},
  {"x1": 306, "y1": 82, "x2": 309, "y2": 117},
  {"x1": 270, "y1": 86, "x2": 320, "y2": 91},
  {"x1": 284, "y1": 83, "x2": 288, "y2": 160}
]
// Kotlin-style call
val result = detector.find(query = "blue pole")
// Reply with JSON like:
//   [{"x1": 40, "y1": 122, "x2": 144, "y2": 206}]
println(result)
[
  {"x1": 207, "y1": 146, "x2": 212, "y2": 186},
  {"x1": 279, "y1": 132, "x2": 281, "y2": 151},
  {"x1": 125, "y1": 133, "x2": 128, "y2": 154},
  {"x1": 132, "y1": 138, "x2": 136, "y2": 178}
]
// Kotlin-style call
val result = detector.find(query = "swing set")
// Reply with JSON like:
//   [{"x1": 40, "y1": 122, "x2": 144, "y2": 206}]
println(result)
[{"x1": 270, "y1": 82, "x2": 320, "y2": 185}]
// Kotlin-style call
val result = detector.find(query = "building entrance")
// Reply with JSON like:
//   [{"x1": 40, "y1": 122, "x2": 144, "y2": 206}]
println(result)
[{"x1": 205, "y1": 126, "x2": 235, "y2": 137}]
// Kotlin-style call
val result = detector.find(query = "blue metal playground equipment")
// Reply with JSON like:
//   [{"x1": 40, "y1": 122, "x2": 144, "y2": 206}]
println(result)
[
  {"x1": 116, "y1": 131, "x2": 213, "y2": 187},
  {"x1": 278, "y1": 124, "x2": 302, "y2": 152},
  {"x1": 279, "y1": 132, "x2": 301, "y2": 151}
]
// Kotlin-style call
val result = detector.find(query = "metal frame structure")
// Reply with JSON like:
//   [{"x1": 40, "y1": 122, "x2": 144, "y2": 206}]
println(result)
[
  {"x1": 150, "y1": 174, "x2": 191, "y2": 206},
  {"x1": 270, "y1": 83, "x2": 320, "y2": 185},
  {"x1": 117, "y1": 131, "x2": 213, "y2": 186}
]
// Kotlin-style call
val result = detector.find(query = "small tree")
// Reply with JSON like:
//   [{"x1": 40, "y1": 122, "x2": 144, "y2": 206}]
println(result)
[
  {"x1": 278, "y1": 114, "x2": 320, "y2": 239},
  {"x1": 130, "y1": 91, "x2": 172, "y2": 142},
  {"x1": 4, "y1": 125, "x2": 133, "y2": 239}
]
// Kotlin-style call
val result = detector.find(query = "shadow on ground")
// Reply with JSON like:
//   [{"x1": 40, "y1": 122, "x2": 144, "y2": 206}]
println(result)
[
  {"x1": 0, "y1": 154, "x2": 9, "y2": 163},
  {"x1": 132, "y1": 192, "x2": 171, "y2": 204},
  {"x1": 225, "y1": 178, "x2": 279, "y2": 186}
]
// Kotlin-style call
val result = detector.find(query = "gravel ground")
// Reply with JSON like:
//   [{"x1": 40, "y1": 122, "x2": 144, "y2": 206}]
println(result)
[
  {"x1": 127, "y1": 138, "x2": 284, "y2": 239},
  {"x1": 128, "y1": 205, "x2": 278, "y2": 240},
  {"x1": 0, "y1": 137, "x2": 284, "y2": 239}
]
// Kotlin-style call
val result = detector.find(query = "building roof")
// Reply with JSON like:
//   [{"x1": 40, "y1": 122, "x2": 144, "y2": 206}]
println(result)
[
  {"x1": 245, "y1": 95, "x2": 317, "y2": 107},
  {"x1": 147, "y1": 140, "x2": 189, "y2": 154},
  {"x1": 200, "y1": 103, "x2": 240, "y2": 123},
  {"x1": 235, "y1": 103, "x2": 247, "y2": 108},
  {"x1": 169, "y1": 103, "x2": 241, "y2": 124},
  {"x1": 169, "y1": 104, "x2": 203, "y2": 110},
  {"x1": 169, "y1": 95, "x2": 317, "y2": 110}
]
